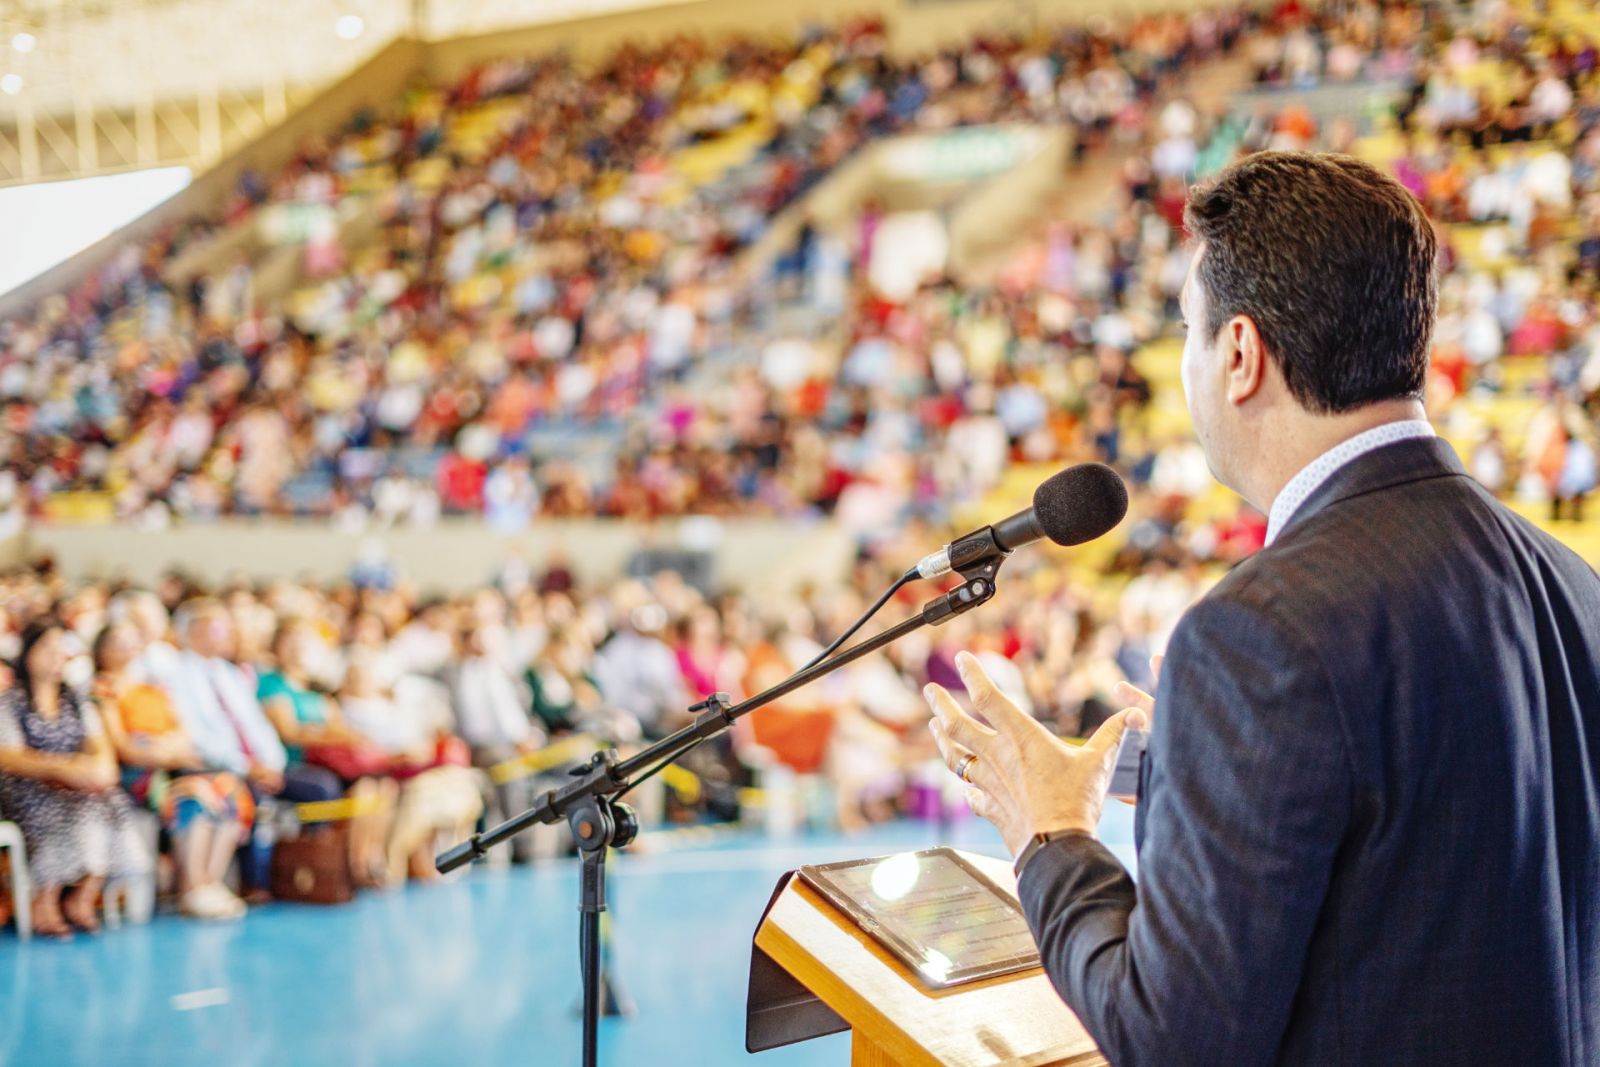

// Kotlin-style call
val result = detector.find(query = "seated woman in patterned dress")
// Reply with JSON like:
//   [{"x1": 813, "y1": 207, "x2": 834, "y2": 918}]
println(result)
[
  {"x1": 0, "y1": 619, "x2": 151, "y2": 938},
  {"x1": 93, "y1": 621, "x2": 254, "y2": 921}
]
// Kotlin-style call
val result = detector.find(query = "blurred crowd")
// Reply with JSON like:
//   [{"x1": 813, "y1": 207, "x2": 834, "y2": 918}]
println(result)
[
  {"x1": 4, "y1": 0, "x2": 1600, "y2": 941},
  {"x1": 0, "y1": 5, "x2": 1256, "y2": 942},
  {"x1": 1258, "y1": 0, "x2": 1600, "y2": 517},
  {"x1": 829, "y1": 0, "x2": 1600, "y2": 547},
  {"x1": 3, "y1": 0, "x2": 1584, "y2": 545},
  {"x1": 0, "y1": 529, "x2": 1199, "y2": 934},
  {"x1": 0, "y1": 9, "x2": 1248, "y2": 527}
]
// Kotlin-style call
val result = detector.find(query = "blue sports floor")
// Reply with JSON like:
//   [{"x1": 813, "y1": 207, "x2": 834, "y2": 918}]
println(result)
[{"x1": 0, "y1": 807, "x2": 1137, "y2": 1067}]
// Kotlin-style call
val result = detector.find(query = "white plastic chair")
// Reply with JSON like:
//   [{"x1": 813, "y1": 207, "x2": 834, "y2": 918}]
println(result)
[{"x1": 0, "y1": 820, "x2": 30, "y2": 941}]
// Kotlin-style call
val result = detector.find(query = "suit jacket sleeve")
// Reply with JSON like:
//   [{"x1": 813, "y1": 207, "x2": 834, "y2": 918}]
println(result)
[{"x1": 1017, "y1": 591, "x2": 1353, "y2": 1067}]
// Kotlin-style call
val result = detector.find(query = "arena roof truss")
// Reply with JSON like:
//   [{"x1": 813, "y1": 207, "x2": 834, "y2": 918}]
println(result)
[{"x1": 0, "y1": 0, "x2": 682, "y2": 186}]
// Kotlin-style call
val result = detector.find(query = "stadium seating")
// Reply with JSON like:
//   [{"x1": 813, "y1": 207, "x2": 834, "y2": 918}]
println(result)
[{"x1": 1, "y1": 0, "x2": 1598, "y2": 941}]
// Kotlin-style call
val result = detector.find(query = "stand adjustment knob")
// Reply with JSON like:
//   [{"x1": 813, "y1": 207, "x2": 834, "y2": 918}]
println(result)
[{"x1": 612, "y1": 803, "x2": 639, "y2": 849}]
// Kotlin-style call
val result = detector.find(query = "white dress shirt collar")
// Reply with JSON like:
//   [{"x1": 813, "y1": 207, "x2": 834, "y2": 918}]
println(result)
[{"x1": 1265, "y1": 419, "x2": 1436, "y2": 546}]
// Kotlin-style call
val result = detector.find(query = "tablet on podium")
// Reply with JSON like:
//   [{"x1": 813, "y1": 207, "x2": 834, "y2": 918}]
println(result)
[{"x1": 746, "y1": 848, "x2": 1106, "y2": 1067}]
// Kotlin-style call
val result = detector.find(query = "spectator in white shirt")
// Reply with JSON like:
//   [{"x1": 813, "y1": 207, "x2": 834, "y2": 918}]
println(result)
[
  {"x1": 447, "y1": 618, "x2": 545, "y2": 860},
  {"x1": 391, "y1": 599, "x2": 456, "y2": 678},
  {"x1": 166, "y1": 600, "x2": 342, "y2": 804},
  {"x1": 1530, "y1": 70, "x2": 1573, "y2": 126},
  {"x1": 449, "y1": 627, "x2": 539, "y2": 753},
  {"x1": 339, "y1": 656, "x2": 481, "y2": 882},
  {"x1": 593, "y1": 600, "x2": 688, "y2": 740}
]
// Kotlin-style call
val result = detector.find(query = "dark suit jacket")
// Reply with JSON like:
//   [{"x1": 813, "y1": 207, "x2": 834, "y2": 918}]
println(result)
[{"x1": 1018, "y1": 437, "x2": 1600, "y2": 1066}]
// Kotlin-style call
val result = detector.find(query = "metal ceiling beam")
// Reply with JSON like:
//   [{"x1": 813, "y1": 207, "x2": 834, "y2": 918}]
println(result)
[{"x1": 0, "y1": 0, "x2": 740, "y2": 186}]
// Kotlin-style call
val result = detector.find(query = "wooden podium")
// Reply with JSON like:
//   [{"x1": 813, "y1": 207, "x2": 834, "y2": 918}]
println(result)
[{"x1": 745, "y1": 850, "x2": 1107, "y2": 1067}]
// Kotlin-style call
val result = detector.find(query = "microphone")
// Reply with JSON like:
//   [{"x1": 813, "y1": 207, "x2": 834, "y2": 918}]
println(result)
[{"x1": 915, "y1": 463, "x2": 1129, "y2": 579}]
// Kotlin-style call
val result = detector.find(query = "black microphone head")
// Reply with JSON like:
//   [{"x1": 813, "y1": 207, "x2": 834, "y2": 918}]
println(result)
[{"x1": 1033, "y1": 463, "x2": 1129, "y2": 546}]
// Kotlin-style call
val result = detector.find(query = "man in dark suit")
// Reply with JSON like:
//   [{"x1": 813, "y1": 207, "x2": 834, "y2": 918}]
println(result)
[{"x1": 927, "y1": 152, "x2": 1600, "y2": 1066}]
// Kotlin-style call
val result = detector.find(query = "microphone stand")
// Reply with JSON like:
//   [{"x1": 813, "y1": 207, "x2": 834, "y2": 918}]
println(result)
[{"x1": 436, "y1": 554, "x2": 1007, "y2": 1067}]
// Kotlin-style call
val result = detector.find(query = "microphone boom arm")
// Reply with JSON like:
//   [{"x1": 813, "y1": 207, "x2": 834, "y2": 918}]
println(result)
[
  {"x1": 436, "y1": 553, "x2": 1005, "y2": 872},
  {"x1": 433, "y1": 553, "x2": 1009, "y2": 1067}
]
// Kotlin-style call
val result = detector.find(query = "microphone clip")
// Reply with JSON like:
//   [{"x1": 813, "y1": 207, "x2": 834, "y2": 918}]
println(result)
[
  {"x1": 915, "y1": 526, "x2": 1007, "y2": 580},
  {"x1": 919, "y1": 555, "x2": 1003, "y2": 627}
]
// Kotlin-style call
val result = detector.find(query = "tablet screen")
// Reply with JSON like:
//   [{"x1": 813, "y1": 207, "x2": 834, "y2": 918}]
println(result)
[{"x1": 799, "y1": 848, "x2": 1040, "y2": 987}]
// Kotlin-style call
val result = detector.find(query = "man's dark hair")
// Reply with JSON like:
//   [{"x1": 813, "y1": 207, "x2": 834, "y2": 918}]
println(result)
[{"x1": 1184, "y1": 151, "x2": 1438, "y2": 415}]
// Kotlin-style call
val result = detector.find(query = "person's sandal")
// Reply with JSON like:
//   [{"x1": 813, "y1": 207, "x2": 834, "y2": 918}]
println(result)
[
  {"x1": 214, "y1": 886, "x2": 248, "y2": 919},
  {"x1": 180, "y1": 886, "x2": 237, "y2": 921}
]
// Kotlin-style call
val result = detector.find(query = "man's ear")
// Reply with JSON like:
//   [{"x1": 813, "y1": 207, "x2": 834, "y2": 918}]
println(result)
[{"x1": 1223, "y1": 314, "x2": 1268, "y2": 406}]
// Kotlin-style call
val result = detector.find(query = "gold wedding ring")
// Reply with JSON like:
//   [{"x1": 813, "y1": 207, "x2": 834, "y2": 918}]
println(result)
[{"x1": 956, "y1": 753, "x2": 979, "y2": 784}]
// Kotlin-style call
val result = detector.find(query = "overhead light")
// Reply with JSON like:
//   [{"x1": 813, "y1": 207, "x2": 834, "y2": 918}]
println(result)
[
  {"x1": 0, "y1": 73, "x2": 21, "y2": 95},
  {"x1": 334, "y1": 14, "x2": 364, "y2": 40},
  {"x1": 11, "y1": 33, "x2": 35, "y2": 54}
]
